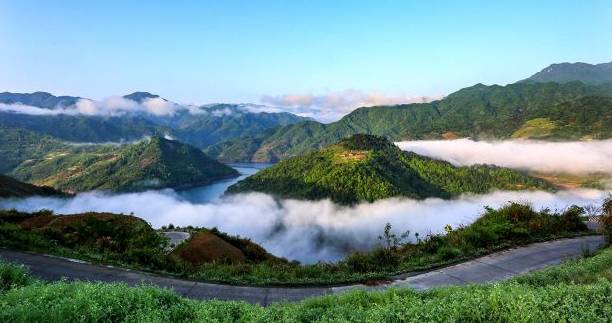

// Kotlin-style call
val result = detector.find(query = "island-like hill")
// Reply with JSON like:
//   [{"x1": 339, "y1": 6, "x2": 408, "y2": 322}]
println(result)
[
  {"x1": 226, "y1": 135, "x2": 551, "y2": 204},
  {"x1": 11, "y1": 137, "x2": 238, "y2": 193},
  {"x1": 0, "y1": 174, "x2": 63, "y2": 198},
  {"x1": 521, "y1": 61, "x2": 612, "y2": 85}
]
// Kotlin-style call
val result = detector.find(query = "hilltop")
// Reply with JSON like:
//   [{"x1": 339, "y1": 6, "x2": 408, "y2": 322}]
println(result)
[
  {"x1": 11, "y1": 137, "x2": 238, "y2": 193},
  {"x1": 226, "y1": 135, "x2": 551, "y2": 204}
]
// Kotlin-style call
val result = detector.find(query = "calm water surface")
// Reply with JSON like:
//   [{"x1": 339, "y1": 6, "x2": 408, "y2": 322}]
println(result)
[{"x1": 177, "y1": 163, "x2": 271, "y2": 203}]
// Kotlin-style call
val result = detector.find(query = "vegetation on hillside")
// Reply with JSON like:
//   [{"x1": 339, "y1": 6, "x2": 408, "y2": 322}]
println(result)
[
  {"x1": 0, "y1": 175, "x2": 63, "y2": 198},
  {"x1": 0, "y1": 127, "x2": 69, "y2": 173},
  {"x1": 10, "y1": 137, "x2": 238, "y2": 193},
  {"x1": 207, "y1": 82, "x2": 612, "y2": 162},
  {"x1": 1, "y1": 243, "x2": 611, "y2": 321},
  {"x1": 0, "y1": 199, "x2": 595, "y2": 285},
  {"x1": 227, "y1": 135, "x2": 552, "y2": 204}
]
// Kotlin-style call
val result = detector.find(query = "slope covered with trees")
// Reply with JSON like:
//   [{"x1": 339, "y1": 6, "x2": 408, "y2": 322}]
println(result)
[
  {"x1": 11, "y1": 137, "x2": 238, "y2": 193},
  {"x1": 226, "y1": 135, "x2": 551, "y2": 204},
  {"x1": 0, "y1": 175, "x2": 63, "y2": 198},
  {"x1": 207, "y1": 81, "x2": 612, "y2": 162}
]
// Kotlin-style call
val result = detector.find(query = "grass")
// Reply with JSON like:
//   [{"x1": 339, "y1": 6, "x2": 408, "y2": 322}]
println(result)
[
  {"x1": 1, "y1": 246, "x2": 611, "y2": 322},
  {"x1": 0, "y1": 201, "x2": 597, "y2": 286}
]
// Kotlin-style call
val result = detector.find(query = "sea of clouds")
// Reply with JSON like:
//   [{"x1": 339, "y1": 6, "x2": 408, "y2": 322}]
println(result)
[
  {"x1": 1, "y1": 189, "x2": 607, "y2": 263},
  {"x1": 397, "y1": 139, "x2": 612, "y2": 174}
]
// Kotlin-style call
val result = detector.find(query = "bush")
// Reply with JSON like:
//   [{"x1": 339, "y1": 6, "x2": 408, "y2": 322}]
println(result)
[
  {"x1": 0, "y1": 260, "x2": 34, "y2": 292},
  {"x1": 601, "y1": 196, "x2": 612, "y2": 244}
]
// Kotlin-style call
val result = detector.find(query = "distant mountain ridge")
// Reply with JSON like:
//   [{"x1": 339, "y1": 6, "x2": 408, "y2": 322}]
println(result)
[
  {"x1": 207, "y1": 81, "x2": 612, "y2": 162},
  {"x1": 226, "y1": 134, "x2": 551, "y2": 204},
  {"x1": 0, "y1": 91, "x2": 80, "y2": 109},
  {"x1": 0, "y1": 91, "x2": 308, "y2": 149},
  {"x1": 522, "y1": 62, "x2": 612, "y2": 84}
]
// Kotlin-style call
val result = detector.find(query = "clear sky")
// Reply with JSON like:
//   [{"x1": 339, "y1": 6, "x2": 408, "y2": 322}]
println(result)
[{"x1": 1, "y1": 0, "x2": 611, "y2": 105}]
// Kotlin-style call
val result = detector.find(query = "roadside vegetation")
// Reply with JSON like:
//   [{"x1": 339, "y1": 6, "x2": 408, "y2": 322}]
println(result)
[
  {"x1": 1, "y1": 243, "x2": 611, "y2": 322},
  {"x1": 1, "y1": 197, "x2": 604, "y2": 286}
]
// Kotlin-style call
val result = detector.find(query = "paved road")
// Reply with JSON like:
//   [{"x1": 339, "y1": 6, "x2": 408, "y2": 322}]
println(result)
[{"x1": 0, "y1": 235, "x2": 604, "y2": 305}]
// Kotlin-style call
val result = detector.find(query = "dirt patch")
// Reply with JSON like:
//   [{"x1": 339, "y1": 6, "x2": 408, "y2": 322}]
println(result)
[
  {"x1": 171, "y1": 232, "x2": 247, "y2": 266},
  {"x1": 18, "y1": 215, "x2": 55, "y2": 230},
  {"x1": 441, "y1": 132, "x2": 460, "y2": 140}
]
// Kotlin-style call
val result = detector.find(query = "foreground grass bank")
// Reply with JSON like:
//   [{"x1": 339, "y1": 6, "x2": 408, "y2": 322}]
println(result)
[
  {"x1": 0, "y1": 200, "x2": 601, "y2": 285},
  {"x1": 1, "y1": 246, "x2": 611, "y2": 322}
]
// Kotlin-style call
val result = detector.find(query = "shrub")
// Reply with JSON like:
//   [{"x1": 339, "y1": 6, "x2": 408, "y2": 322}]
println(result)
[
  {"x1": 0, "y1": 260, "x2": 34, "y2": 292},
  {"x1": 601, "y1": 196, "x2": 612, "y2": 244}
]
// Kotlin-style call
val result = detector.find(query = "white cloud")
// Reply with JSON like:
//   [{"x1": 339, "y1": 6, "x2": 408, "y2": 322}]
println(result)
[
  {"x1": 261, "y1": 89, "x2": 441, "y2": 123},
  {"x1": 1, "y1": 189, "x2": 607, "y2": 263},
  {"x1": 396, "y1": 139, "x2": 612, "y2": 174},
  {"x1": 0, "y1": 96, "x2": 181, "y2": 117}
]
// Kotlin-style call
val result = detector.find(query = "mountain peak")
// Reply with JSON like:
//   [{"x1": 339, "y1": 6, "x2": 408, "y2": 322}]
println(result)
[
  {"x1": 337, "y1": 134, "x2": 395, "y2": 151},
  {"x1": 123, "y1": 92, "x2": 161, "y2": 103},
  {"x1": 522, "y1": 61, "x2": 612, "y2": 84}
]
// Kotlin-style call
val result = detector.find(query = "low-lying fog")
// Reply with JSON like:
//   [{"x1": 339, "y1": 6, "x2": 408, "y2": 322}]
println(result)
[
  {"x1": 396, "y1": 139, "x2": 612, "y2": 174},
  {"x1": 1, "y1": 140, "x2": 610, "y2": 263},
  {"x1": 1, "y1": 189, "x2": 607, "y2": 263}
]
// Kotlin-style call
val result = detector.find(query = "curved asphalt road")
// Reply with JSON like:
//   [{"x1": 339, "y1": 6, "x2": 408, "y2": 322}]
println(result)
[{"x1": 0, "y1": 235, "x2": 604, "y2": 305}]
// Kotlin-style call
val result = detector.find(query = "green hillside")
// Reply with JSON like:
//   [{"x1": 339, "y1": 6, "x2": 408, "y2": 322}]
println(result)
[
  {"x1": 11, "y1": 137, "x2": 238, "y2": 193},
  {"x1": 226, "y1": 135, "x2": 551, "y2": 204},
  {"x1": 0, "y1": 175, "x2": 63, "y2": 198},
  {"x1": 0, "y1": 127, "x2": 69, "y2": 173},
  {"x1": 207, "y1": 82, "x2": 612, "y2": 162}
]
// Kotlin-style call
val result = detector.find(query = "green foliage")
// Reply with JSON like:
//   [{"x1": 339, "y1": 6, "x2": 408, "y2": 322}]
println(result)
[
  {"x1": 227, "y1": 134, "x2": 552, "y2": 204},
  {"x1": 210, "y1": 82, "x2": 612, "y2": 162},
  {"x1": 601, "y1": 195, "x2": 612, "y2": 244},
  {"x1": 0, "y1": 126, "x2": 68, "y2": 173},
  {"x1": 11, "y1": 136, "x2": 238, "y2": 193},
  {"x1": 0, "y1": 260, "x2": 34, "y2": 292}
]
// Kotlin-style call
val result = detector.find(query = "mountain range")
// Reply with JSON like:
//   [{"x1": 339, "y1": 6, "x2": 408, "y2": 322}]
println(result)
[
  {"x1": 0, "y1": 92, "x2": 308, "y2": 147},
  {"x1": 1, "y1": 60, "x2": 611, "y2": 194},
  {"x1": 208, "y1": 81, "x2": 612, "y2": 162}
]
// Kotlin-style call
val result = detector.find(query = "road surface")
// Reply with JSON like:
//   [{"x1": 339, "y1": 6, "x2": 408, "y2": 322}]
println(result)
[{"x1": 0, "y1": 235, "x2": 604, "y2": 305}]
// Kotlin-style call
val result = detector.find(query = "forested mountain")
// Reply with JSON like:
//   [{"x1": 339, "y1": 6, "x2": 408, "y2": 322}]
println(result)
[
  {"x1": 0, "y1": 91, "x2": 80, "y2": 109},
  {"x1": 0, "y1": 127, "x2": 69, "y2": 173},
  {"x1": 207, "y1": 81, "x2": 612, "y2": 162},
  {"x1": 226, "y1": 135, "x2": 551, "y2": 204},
  {"x1": 0, "y1": 91, "x2": 308, "y2": 148},
  {"x1": 11, "y1": 137, "x2": 238, "y2": 193},
  {"x1": 0, "y1": 174, "x2": 63, "y2": 198},
  {"x1": 521, "y1": 62, "x2": 612, "y2": 84}
]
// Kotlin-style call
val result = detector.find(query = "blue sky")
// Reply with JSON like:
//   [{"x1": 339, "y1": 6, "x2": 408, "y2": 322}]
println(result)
[{"x1": 1, "y1": 0, "x2": 611, "y2": 107}]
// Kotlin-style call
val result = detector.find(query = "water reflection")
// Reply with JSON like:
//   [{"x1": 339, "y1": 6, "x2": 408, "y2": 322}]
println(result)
[{"x1": 177, "y1": 163, "x2": 271, "y2": 203}]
